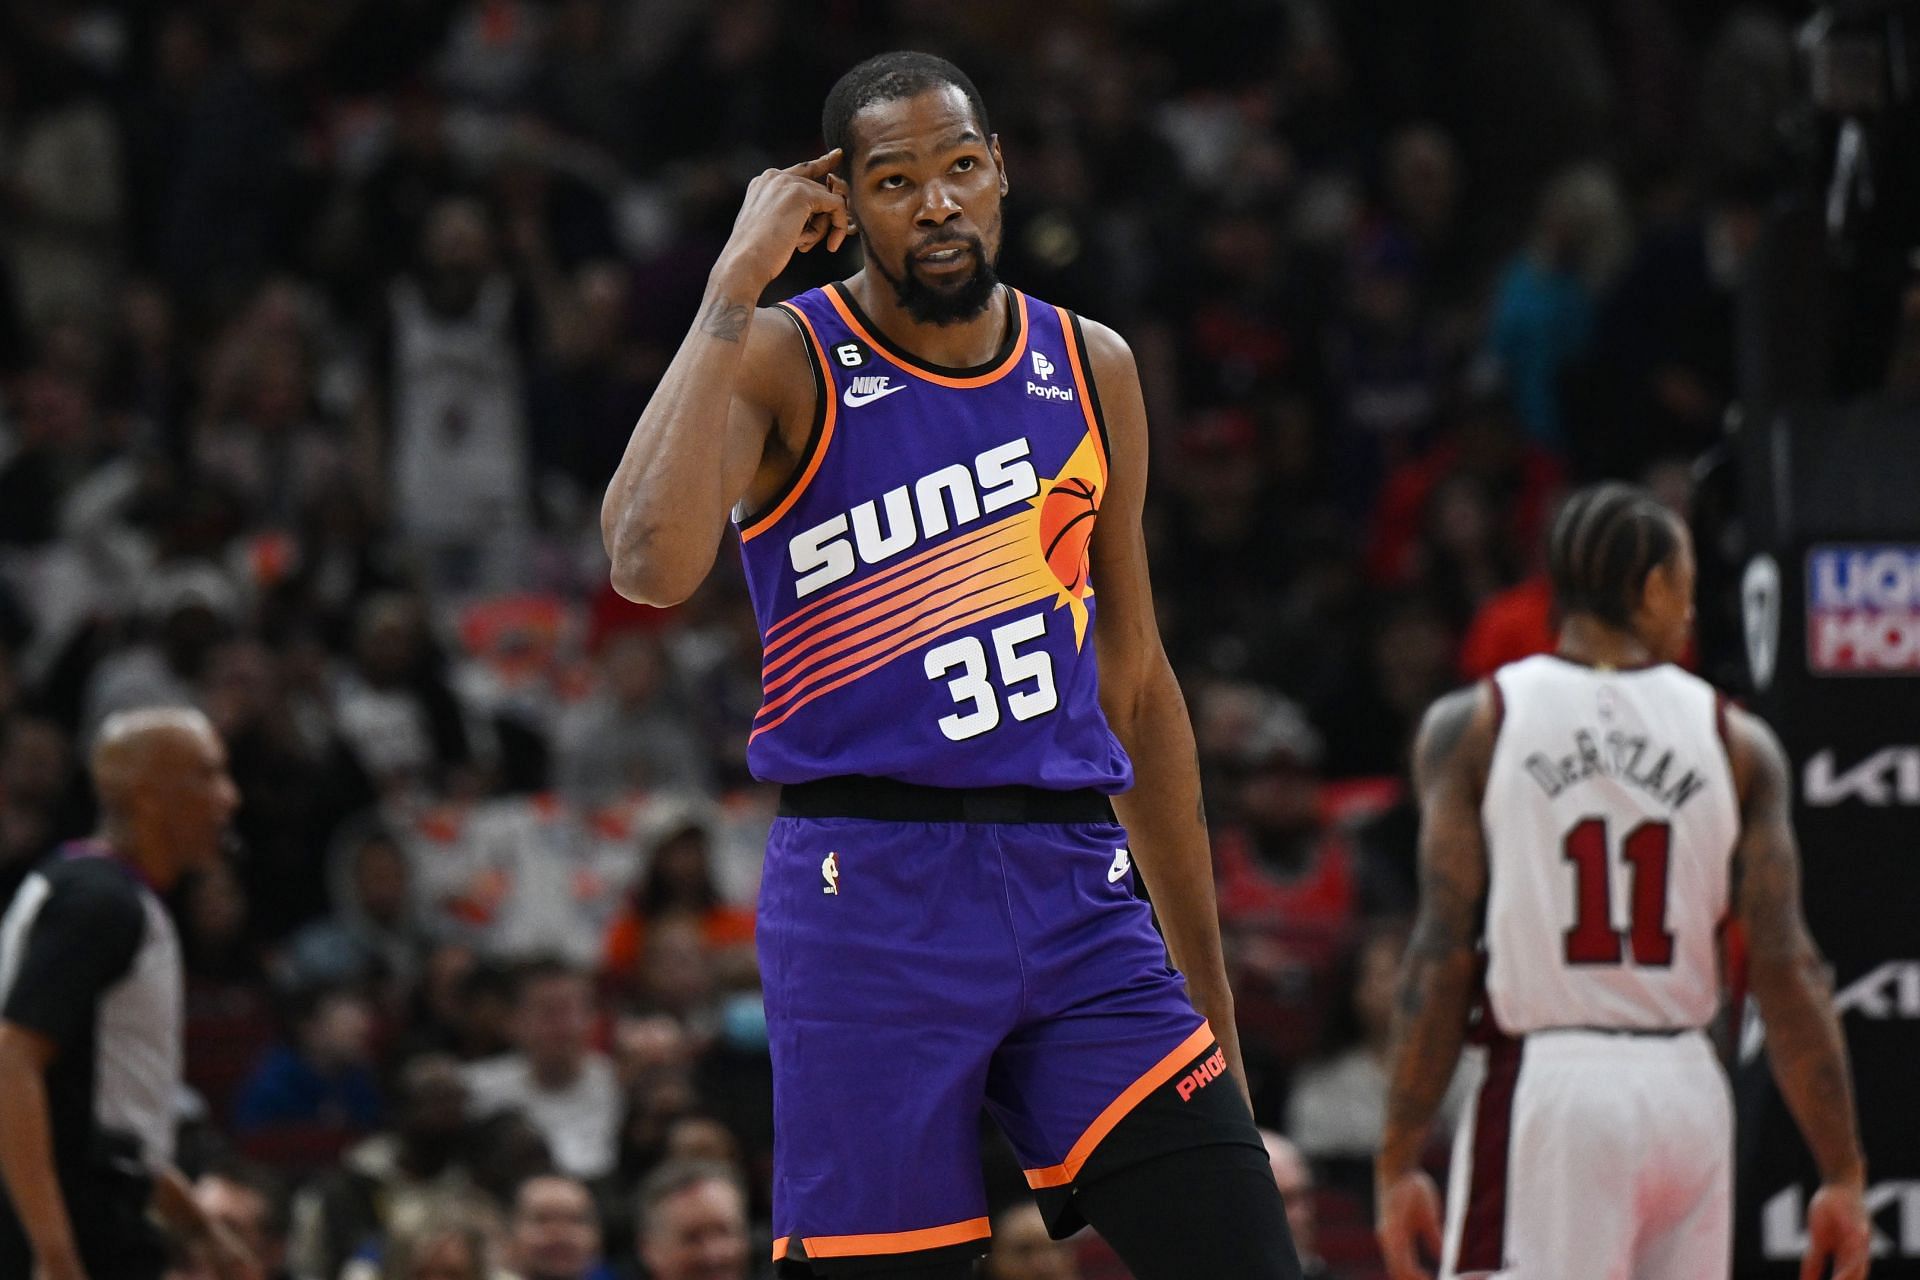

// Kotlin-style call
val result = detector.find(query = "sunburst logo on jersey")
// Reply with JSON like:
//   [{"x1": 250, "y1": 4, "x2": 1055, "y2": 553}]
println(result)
[{"x1": 1028, "y1": 433, "x2": 1105, "y2": 648}]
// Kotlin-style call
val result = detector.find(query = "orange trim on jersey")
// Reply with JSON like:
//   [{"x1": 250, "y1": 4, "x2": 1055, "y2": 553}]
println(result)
[
  {"x1": 1054, "y1": 305, "x2": 1109, "y2": 483},
  {"x1": 755, "y1": 571, "x2": 1059, "y2": 721},
  {"x1": 764, "y1": 515, "x2": 1029, "y2": 658},
  {"x1": 1023, "y1": 1021, "x2": 1215, "y2": 1190},
  {"x1": 779, "y1": 1216, "x2": 992, "y2": 1261},
  {"x1": 739, "y1": 305, "x2": 837, "y2": 543},
  {"x1": 762, "y1": 540, "x2": 1036, "y2": 688},
  {"x1": 750, "y1": 579, "x2": 1061, "y2": 739},
  {"x1": 824, "y1": 286, "x2": 1029, "y2": 388}
]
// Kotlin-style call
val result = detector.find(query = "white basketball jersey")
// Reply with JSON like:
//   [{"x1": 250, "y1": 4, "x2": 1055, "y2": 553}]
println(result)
[
  {"x1": 1481, "y1": 655, "x2": 1740, "y2": 1033},
  {"x1": 389, "y1": 276, "x2": 529, "y2": 542}
]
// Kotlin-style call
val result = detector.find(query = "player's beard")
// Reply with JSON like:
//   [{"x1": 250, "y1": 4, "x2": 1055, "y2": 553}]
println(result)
[{"x1": 872, "y1": 228, "x2": 1002, "y2": 327}]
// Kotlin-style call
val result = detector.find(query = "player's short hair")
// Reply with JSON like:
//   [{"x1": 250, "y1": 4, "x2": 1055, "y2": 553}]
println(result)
[
  {"x1": 1546, "y1": 482, "x2": 1683, "y2": 630},
  {"x1": 822, "y1": 51, "x2": 990, "y2": 166}
]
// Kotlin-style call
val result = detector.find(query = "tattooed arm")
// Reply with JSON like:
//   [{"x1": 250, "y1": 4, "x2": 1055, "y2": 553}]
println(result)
[
  {"x1": 1375, "y1": 684, "x2": 1495, "y2": 1280},
  {"x1": 1724, "y1": 707, "x2": 1871, "y2": 1280},
  {"x1": 602, "y1": 151, "x2": 849, "y2": 605}
]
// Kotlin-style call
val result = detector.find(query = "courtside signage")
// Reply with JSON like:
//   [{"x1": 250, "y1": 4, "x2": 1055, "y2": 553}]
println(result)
[{"x1": 1806, "y1": 544, "x2": 1920, "y2": 674}]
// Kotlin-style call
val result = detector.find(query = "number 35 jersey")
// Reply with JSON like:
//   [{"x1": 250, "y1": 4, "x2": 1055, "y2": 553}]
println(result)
[
  {"x1": 1480, "y1": 656, "x2": 1740, "y2": 1033},
  {"x1": 732, "y1": 283, "x2": 1132, "y2": 793}
]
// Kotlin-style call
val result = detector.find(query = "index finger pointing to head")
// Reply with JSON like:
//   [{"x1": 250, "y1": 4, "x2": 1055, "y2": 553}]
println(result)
[{"x1": 790, "y1": 148, "x2": 844, "y2": 179}]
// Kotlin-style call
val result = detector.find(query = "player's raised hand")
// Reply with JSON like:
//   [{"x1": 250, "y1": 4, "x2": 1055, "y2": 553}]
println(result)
[
  {"x1": 1377, "y1": 1169, "x2": 1444, "y2": 1280},
  {"x1": 1803, "y1": 1181, "x2": 1872, "y2": 1280},
  {"x1": 715, "y1": 149, "x2": 852, "y2": 290}
]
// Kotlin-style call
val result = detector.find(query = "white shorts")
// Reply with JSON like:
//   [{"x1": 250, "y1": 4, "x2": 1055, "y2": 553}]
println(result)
[{"x1": 1440, "y1": 1029, "x2": 1732, "y2": 1280}]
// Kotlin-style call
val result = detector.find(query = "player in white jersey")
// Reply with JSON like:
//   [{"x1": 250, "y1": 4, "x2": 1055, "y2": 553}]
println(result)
[{"x1": 1374, "y1": 483, "x2": 1871, "y2": 1280}]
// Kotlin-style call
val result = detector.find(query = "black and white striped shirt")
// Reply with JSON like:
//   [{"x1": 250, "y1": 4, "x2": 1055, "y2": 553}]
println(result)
[{"x1": 0, "y1": 843, "x2": 181, "y2": 1275}]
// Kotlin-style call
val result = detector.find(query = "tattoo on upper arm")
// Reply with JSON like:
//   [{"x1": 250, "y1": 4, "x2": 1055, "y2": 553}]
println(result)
[
  {"x1": 701, "y1": 297, "x2": 750, "y2": 343},
  {"x1": 1415, "y1": 688, "x2": 1479, "y2": 784}
]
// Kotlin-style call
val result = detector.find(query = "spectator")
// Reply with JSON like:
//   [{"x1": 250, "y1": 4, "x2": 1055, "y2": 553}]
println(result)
[
  {"x1": 634, "y1": 1160, "x2": 751, "y2": 1280},
  {"x1": 553, "y1": 631, "x2": 711, "y2": 801},
  {"x1": 505, "y1": 1174, "x2": 603, "y2": 1280},
  {"x1": 601, "y1": 801, "x2": 754, "y2": 992},
  {"x1": 232, "y1": 984, "x2": 385, "y2": 1135},
  {"x1": 0, "y1": 48, "x2": 124, "y2": 334},
  {"x1": 188, "y1": 1160, "x2": 294, "y2": 1280},
  {"x1": 373, "y1": 197, "x2": 535, "y2": 594},
  {"x1": 290, "y1": 1052, "x2": 479, "y2": 1280},
  {"x1": 1204, "y1": 685, "x2": 1355, "y2": 933},
  {"x1": 981, "y1": 1201, "x2": 1079, "y2": 1280},
  {"x1": 283, "y1": 817, "x2": 432, "y2": 993},
  {"x1": 378, "y1": 1202, "x2": 497, "y2": 1280},
  {"x1": 464, "y1": 960, "x2": 621, "y2": 1179},
  {"x1": 1284, "y1": 926, "x2": 1467, "y2": 1182},
  {"x1": 1486, "y1": 164, "x2": 1631, "y2": 451},
  {"x1": 332, "y1": 593, "x2": 480, "y2": 802},
  {"x1": 80, "y1": 564, "x2": 238, "y2": 737},
  {"x1": 1259, "y1": 1131, "x2": 1329, "y2": 1280}
]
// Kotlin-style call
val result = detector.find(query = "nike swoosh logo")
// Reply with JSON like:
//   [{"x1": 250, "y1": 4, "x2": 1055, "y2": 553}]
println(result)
[
  {"x1": 843, "y1": 382, "x2": 907, "y2": 408},
  {"x1": 1108, "y1": 850, "x2": 1131, "y2": 883}
]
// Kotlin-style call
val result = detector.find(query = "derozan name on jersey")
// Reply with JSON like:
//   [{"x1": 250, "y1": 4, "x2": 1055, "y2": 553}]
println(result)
[
  {"x1": 1522, "y1": 729, "x2": 1711, "y2": 811},
  {"x1": 1807, "y1": 544, "x2": 1920, "y2": 674}
]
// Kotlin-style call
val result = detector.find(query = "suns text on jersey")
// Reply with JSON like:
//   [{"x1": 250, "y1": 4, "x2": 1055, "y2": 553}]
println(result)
[{"x1": 1523, "y1": 729, "x2": 1711, "y2": 811}]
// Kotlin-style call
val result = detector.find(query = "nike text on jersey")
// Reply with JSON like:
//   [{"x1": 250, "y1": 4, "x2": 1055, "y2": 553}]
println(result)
[{"x1": 843, "y1": 375, "x2": 905, "y2": 407}]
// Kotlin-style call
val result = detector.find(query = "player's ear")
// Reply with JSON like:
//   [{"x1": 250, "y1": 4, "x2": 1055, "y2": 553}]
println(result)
[
  {"x1": 824, "y1": 173, "x2": 858, "y2": 235},
  {"x1": 991, "y1": 134, "x2": 1008, "y2": 197}
]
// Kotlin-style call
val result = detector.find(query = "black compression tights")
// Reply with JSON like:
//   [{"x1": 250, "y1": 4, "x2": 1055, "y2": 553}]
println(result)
[
  {"x1": 1074, "y1": 1141, "x2": 1303, "y2": 1280},
  {"x1": 791, "y1": 1142, "x2": 1302, "y2": 1280}
]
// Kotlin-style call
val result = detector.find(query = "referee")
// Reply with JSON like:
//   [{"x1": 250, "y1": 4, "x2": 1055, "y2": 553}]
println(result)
[{"x1": 0, "y1": 708, "x2": 256, "y2": 1280}]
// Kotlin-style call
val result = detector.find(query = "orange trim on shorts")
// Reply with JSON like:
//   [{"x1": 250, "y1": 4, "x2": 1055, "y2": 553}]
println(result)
[
  {"x1": 772, "y1": 1216, "x2": 992, "y2": 1261},
  {"x1": 824, "y1": 285, "x2": 1029, "y2": 388},
  {"x1": 739, "y1": 305, "x2": 838, "y2": 543},
  {"x1": 1054, "y1": 305, "x2": 1109, "y2": 483},
  {"x1": 1023, "y1": 1021, "x2": 1215, "y2": 1190}
]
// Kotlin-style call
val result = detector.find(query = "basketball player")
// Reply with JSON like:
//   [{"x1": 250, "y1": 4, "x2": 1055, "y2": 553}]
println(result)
[
  {"x1": 1374, "y1": 484, "x2": 1872, "y2": 1279},
  {"x1": 603, "y1": 52, "x2": 1298, "y2": 1280}
]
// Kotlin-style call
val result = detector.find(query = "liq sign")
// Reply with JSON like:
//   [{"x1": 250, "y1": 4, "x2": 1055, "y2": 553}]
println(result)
[{"x1": 1807, "y1": 545, "x2": 1920, "y2": 675}]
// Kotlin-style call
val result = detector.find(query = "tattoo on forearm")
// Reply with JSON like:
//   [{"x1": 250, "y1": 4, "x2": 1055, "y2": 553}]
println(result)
[
  {"x1": 1192, "y1": 745, "x2": 1207, "y2": 826},
  {"x1": 701, "y1": 297, "x2": 750, "y2": 343}
]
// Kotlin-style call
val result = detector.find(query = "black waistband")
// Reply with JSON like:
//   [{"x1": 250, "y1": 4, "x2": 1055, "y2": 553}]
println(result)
[
  {"x1": 778, "y1": 776, "x2": 1117, "y2": 824},
  {"x1": 1527, "y1": 1025, "x2": 1700, "y2": 1039}
]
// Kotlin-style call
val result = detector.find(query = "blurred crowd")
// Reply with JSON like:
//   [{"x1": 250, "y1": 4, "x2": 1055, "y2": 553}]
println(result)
[{"x1": 0, "y1": 0, "x2": 1817, "y2": 1276}]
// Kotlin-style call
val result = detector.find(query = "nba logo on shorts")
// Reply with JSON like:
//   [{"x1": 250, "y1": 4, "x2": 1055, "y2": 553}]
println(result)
[
  {"x1": 1031, "y1": 350, "x2": 1054, "y2": 380},
  {"x1": 821, "y1": 852, "x2": 840, "y2": 895}
]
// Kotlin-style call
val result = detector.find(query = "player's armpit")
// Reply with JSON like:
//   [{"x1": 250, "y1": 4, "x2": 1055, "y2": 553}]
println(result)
[
  {"x1": 1725, "y1": 707, "x2": 1867, "y2": 1191},
  {"x1": 1378, "y1": 685, "x2": 1494, "y2": 1182}
]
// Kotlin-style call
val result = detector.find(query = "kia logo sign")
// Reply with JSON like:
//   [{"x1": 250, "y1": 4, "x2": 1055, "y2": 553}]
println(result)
[
  {"x1": 1763, "y1": 1182, "x2": 1920, "y2": 1259},
  {"x1": 1835, "y1": 961, "x2": 1920, "y2": 1019},
  {"x1": 1743, "y1": 554, "x2": 1780, "y2": 691},
  {"x1": 1802, "y1": 747, "x2": 1920, "y2": 807}
]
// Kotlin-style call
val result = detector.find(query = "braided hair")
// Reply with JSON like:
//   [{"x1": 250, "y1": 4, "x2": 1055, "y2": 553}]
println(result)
[{"x1": 1546, "y1": 483, "x2": 1683, "y2": 630}]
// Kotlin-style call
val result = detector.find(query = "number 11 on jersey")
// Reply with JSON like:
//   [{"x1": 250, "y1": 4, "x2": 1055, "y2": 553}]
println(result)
[{"x1": 1562, "y1": 817, "x2": 1675, "y2": 967}]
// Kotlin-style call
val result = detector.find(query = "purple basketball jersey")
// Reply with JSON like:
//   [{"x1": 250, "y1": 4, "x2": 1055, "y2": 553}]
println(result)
[{"x1": 734, "y1": 283, "x2": 1132, "y2": 792}]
